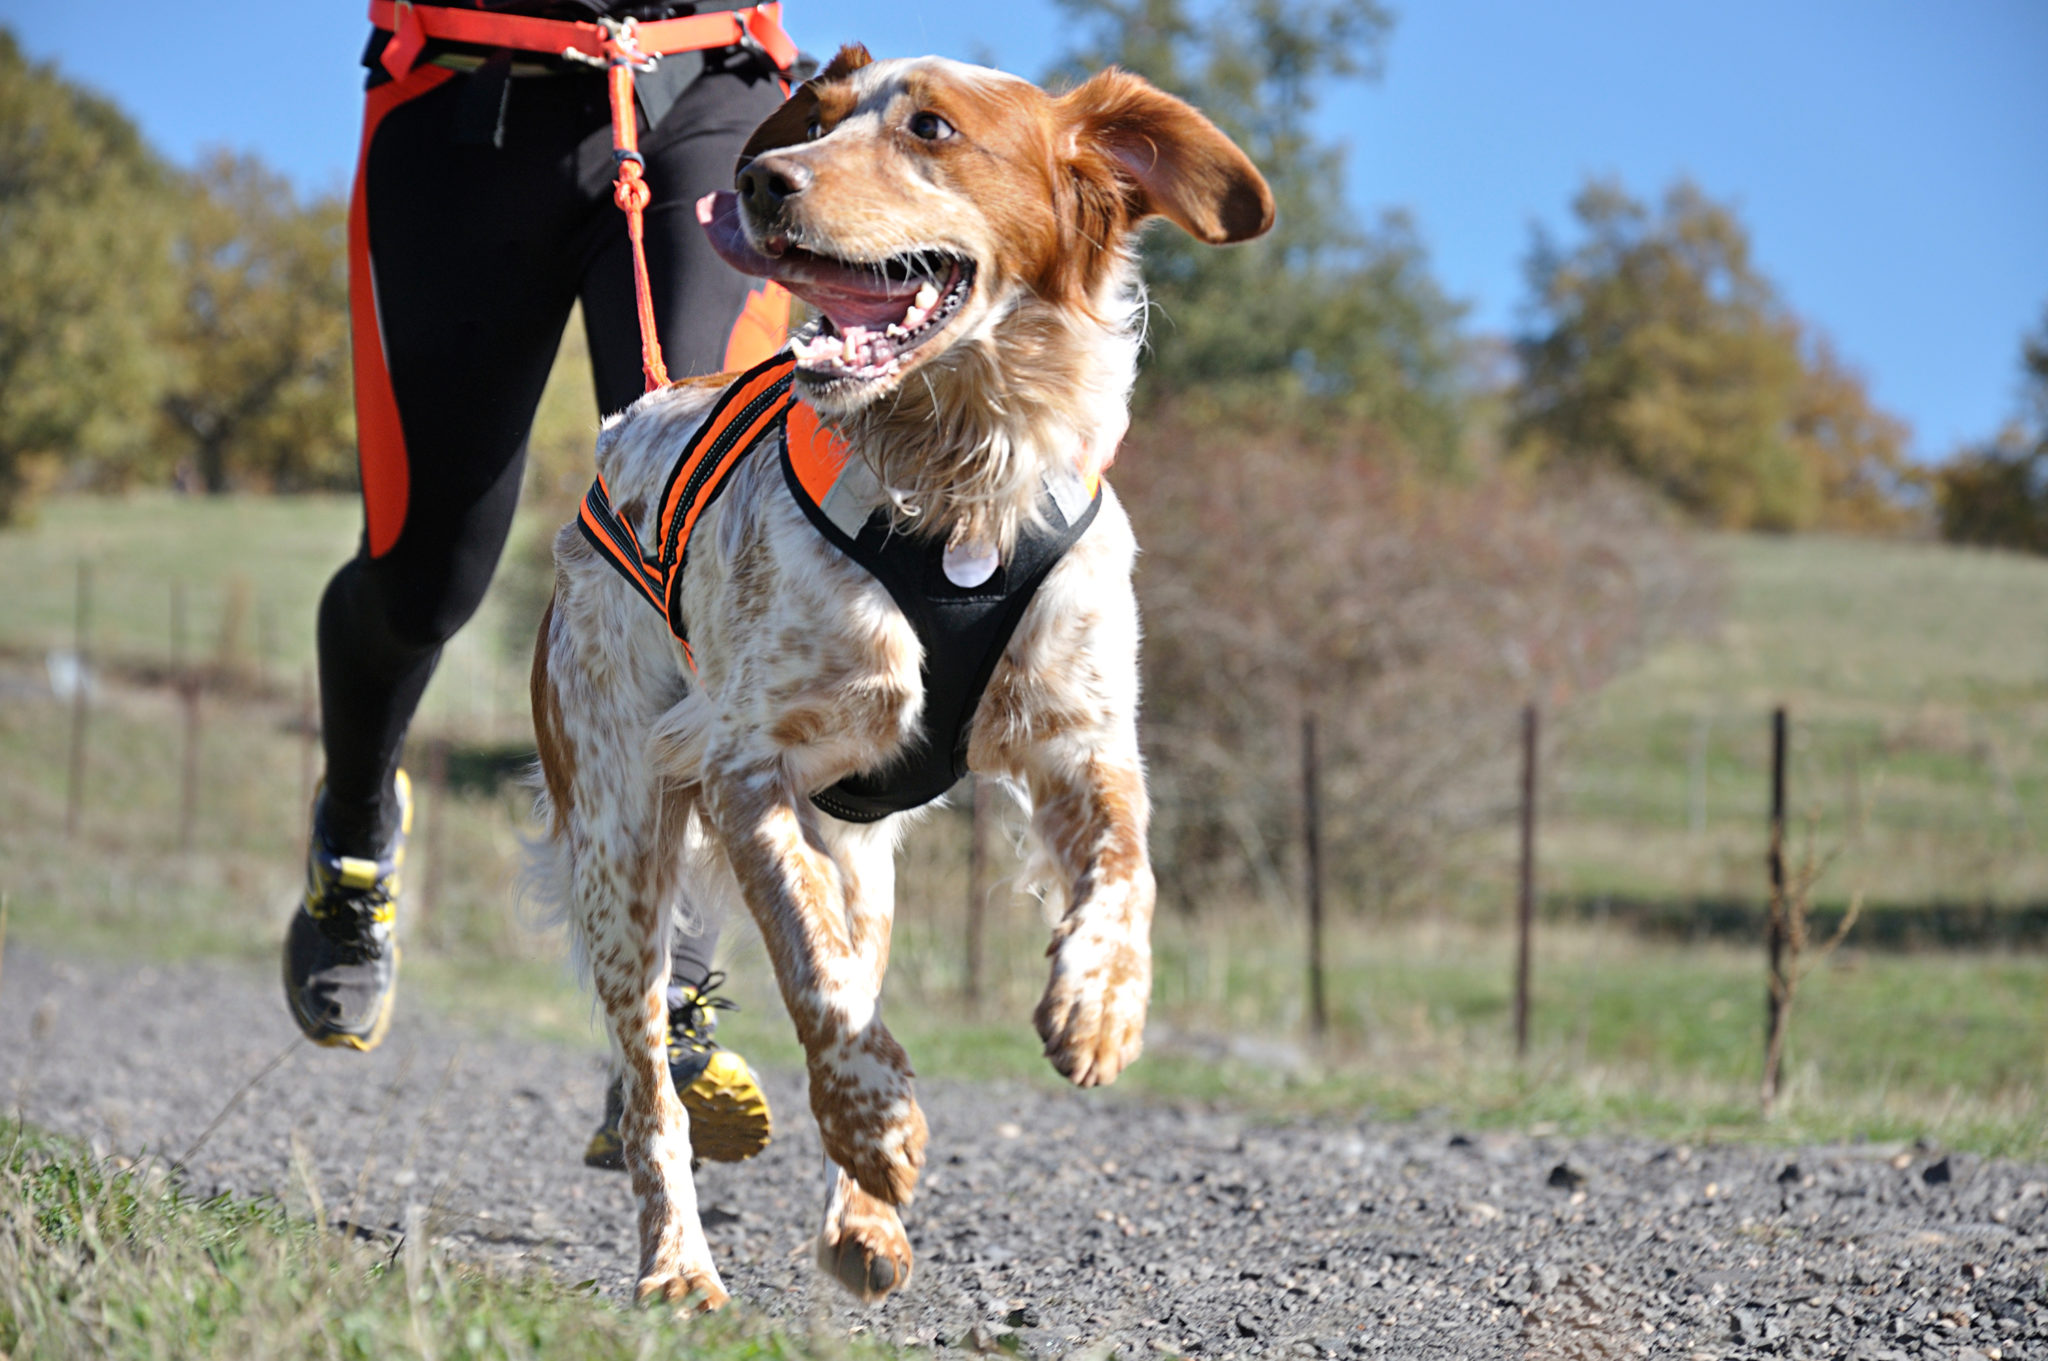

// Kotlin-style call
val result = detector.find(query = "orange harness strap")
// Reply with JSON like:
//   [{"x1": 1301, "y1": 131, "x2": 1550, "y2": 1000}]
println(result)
[
  {"x1": 368, "y1": 1, "x2": 798, "y2": 392},
  {"x1": 577, "y1": 355, "x2": 844, "y2": 669}
]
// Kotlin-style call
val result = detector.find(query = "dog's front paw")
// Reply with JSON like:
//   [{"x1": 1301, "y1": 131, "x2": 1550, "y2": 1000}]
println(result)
[
  {"x1": 816, "y1": 1171, "x2": 915, "y2": 1302},
  {"x1": 1036, "y1": 928, "x2": 1150, "y2": 1087},
  {"x1": 635, "y1": 1265, "x2": 730, "y2": 1313},
  {"x1": 807, "y1": 1022, "x2": 928, "y2": 1205}
]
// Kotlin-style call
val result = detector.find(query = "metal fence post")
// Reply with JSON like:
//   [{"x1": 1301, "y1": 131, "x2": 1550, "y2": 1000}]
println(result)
[
  {"x1": 1515, "y1": 702, "x2": 1538, "y2": 1059},
  {"x1": 63, "y1": 562, "x2": 93, "y2": 839},
  {"x1": 1302, "y1": 715, "x2": 1328, "y2": 1039},
  {"x1": 966, "y1": 775, "x2": 991, "y2": 1004},
  {"x1": 1763, "y1": 705, "x2": 1789, "y2": 1108}
]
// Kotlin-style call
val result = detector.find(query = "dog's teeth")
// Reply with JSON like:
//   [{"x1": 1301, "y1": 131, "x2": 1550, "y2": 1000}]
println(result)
[
  {"x1": 885, "y1": 323, "x2": 907, "y2": 338},
  {"x1": 913, "y1": 282, "x2": 939, "y2": 310},
  {"x1": 902, "y1": 305, "x2": 928, "y2": 330}
]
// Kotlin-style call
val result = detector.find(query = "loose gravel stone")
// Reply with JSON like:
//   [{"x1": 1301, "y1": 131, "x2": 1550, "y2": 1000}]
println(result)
[{"x1": 4, "y1": 947, "x2": 2046, "y2": 1357}]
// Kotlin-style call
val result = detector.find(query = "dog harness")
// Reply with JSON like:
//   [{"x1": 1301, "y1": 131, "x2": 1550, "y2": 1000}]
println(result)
[{"x1": 578, "y1": 354, "x2": 1103, "y2": 822}]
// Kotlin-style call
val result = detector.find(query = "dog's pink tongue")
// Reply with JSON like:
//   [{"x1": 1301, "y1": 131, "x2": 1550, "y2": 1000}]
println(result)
[{"x1": 697, "y1": 190, "x2": 920, "y2": 331}]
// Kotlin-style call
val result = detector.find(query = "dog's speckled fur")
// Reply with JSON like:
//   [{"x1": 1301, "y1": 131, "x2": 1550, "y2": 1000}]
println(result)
[{"x1": 532, "y1": 48, "x2": 1270, "y2": 1308}]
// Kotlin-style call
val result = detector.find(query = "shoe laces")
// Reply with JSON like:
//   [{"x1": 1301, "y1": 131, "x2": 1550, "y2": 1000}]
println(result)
[
  {"x1": 307, "y1": 882, "x2": 393, "y2": 962},
  {"x1": 306, "y1": 833, "x2": 397, "y2": 964},
  {"x1": 666, "y1": 966, "x2": 738, "y2": 1061}
]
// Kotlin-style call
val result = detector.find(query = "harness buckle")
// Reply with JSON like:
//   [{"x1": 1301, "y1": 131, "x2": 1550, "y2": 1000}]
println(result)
[{"x1": 598, "y1": 16, "x2": 661, "y2": 72}]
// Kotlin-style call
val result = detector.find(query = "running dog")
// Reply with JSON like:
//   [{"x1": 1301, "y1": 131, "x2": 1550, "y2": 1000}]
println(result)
[{"x1": 531, "y1": 45, "x2": 1271, "y2": 1308}]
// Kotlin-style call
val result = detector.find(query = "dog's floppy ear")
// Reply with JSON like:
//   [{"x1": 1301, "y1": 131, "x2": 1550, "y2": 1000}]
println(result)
[
  {"x1": 738, "y1": 44, "x2": 874, "y2": 169},
  {"x1": 1058, "y1": 68, "x2": 1274, "y2": 245}
]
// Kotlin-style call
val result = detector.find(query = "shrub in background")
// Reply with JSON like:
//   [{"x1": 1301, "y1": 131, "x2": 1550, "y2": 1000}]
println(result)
[
  {"x1": 1117, "y1": 417, "x2": 1716, "y2": 915},
  {"x1": 1937, "y1": 307, "x2": 2048, "y2": 554}
]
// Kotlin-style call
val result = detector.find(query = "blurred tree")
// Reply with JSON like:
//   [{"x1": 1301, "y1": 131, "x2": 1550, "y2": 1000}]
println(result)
[
  {"x1": 1790, "y1": 336, "x2": 1916, "y2": 532},
  {"x1": 0, "y1": 29, "x2": 178, "y2": 523},
  {"x1": 1937, "y1": 306, "x2": 2048, "y2": 553},
  {"x1": 1052, "y1": 0, "x2": 1469, "y2": 468},
  {"x1": 1511, "y1": 180, "x2": 1912, "y2": 531},
  {"x1": 157, "y1": 152, "x2": 354, "y2": 493}
]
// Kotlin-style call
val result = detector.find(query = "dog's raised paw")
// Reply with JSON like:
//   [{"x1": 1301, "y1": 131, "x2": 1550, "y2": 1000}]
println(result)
[
  {"x1": 817, "y1": 1175, "x2": 914, "y2": 1303},
  {"x1": 1036, "y1": 936, "x2": 1151, "y2": 1087},
  {"x1": 635, "y1": 1266, "x2": 731, "y2": 1313}
]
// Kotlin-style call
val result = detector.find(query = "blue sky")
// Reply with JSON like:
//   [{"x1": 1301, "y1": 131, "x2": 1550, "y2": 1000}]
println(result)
[{"x1": 6, "y1": 0, "x2": 2044, "y2": 459}]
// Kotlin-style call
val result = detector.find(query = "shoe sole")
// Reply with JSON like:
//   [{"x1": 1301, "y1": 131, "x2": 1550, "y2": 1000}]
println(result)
[
  {"x1": 282, "y1": 941, "x2": 401, "y2": 1054},
  {"x1": 585, "y1": 1057, "x2": 773, "y2": 1169},
  {"x1": 682, "y1": 1069, "x2": 774, "y2": 1163}
]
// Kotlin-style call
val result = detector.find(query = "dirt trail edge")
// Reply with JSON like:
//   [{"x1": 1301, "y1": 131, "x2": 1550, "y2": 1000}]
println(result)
[{"x1": 2, "y1": 947, "x2": 2043, "y2": 1359}]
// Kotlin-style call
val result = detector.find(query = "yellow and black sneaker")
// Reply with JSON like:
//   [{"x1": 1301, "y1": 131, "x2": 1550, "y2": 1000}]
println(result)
[
  {"x1": 281, "y1": 771, "x2": 412, "y2": 1053},
  {"x1": 583, "y1": 968, "x2": 773, "y2": 1169}
]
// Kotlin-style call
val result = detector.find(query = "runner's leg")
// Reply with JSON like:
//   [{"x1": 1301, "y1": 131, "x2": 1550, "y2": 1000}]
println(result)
[{"x1": 320, "y1": 73, "x2": 610, "y2": 856}]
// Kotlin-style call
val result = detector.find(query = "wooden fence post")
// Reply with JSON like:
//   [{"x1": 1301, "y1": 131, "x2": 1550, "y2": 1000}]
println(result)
[
  {"x1": 64, "y1": 562, "x2": 93, "y2": 839},
  {"x1": 1515, "y1": 702, "x2": 1538, "y2": 1059},
  {"x1": 965, "y1": 775, "x2": 991, "y2": 1005},
  {"x1": 1763, "y1": 705, "x2": 1789, "y2": 1110},
  {"x1": 1302, "y1": 715, "x2": 1328, "y2": 1039},
  {"x1": 174, "y1": 582, "x2": 203, "y2": 846},
  {"x1": 420, "y1": 736, "x2": 450, "y2": 938}
]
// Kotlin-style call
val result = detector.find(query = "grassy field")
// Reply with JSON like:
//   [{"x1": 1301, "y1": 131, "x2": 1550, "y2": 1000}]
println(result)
[
  {"x1": 1544, "y1": 532, "x2": 2048, "y2": 916},
  {"x1": 1, "y1": 496, "x2": 2045, "y2": 1174},
  {"x1": 0, "y1": 1121, "x2": 887, "y2": 1360}
]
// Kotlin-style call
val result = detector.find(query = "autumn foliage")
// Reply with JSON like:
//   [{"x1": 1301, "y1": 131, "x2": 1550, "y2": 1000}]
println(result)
[
  {"x1": 0, "y1": 33, "x2": 352, "y2": 523},
  {"x1": 1511, "y1": 181, "x2": 1915, "y2": 533},
  {"x1": 1936, "y1": 308, "x2": 2048, "y2": 555}
]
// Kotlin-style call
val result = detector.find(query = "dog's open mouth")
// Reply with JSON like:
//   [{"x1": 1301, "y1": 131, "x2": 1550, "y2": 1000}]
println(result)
[{"x1": 698, "y1": 190, "x2": 974, "y2": 385}]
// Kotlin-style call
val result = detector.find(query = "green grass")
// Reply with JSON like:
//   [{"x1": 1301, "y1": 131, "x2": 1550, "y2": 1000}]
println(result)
[
  {"x1": 1543, "y1": 532, "x2": 2048, "y2": 913},
  {"x1": 0, "y1": 491, "x2": 540, "y2": 736},
  {"x1": 2, "y1": 498, "x2": 2046, "y2": 1174},
  {"x1": 0, "y1": 1123, "x2": 893, "y2": 1360}
]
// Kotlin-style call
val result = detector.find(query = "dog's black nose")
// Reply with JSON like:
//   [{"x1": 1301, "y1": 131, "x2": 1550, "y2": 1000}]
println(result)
[{"x1": 738, "y1": 157, "x2": 812, "y2": 212}]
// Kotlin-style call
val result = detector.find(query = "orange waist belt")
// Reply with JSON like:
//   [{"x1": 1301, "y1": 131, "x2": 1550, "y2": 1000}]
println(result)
[
  {"x1": 367, "y1": 1, "x2": 799, "y2": 392},
  {"x1": 368, "y1": 1, "x2": 797, "y2": 83}
]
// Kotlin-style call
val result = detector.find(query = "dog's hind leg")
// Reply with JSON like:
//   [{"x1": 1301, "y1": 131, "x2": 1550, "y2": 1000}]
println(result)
[
  {"x1": 808, "y1": 816, "x2": 915, "y2": 1301},
  {"x1": 533, "y1": 591, "x2": 726, "y2": 1309}
]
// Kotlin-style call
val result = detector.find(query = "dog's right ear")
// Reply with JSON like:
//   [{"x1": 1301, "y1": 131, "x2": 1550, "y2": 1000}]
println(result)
[
  {"x1": 738, "y1": 44, "x2": 874, "y2": 170},
  {"x1": 1058, "y1": 68, "x2": 1274, "y2": 245}
]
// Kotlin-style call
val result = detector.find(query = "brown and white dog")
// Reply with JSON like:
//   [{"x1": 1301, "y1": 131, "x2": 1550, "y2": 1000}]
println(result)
[{"x1": 531, "y1": 45, "x2": 1270, "y2": 1308}]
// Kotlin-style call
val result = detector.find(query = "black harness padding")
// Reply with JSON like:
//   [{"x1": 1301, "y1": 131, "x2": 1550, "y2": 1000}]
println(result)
[
  {"x1": 578, "y1": 353, "x2": 1104, "y2": 822},
  {"x1": 781, "y1": 450, "x2": 1101, "y2": 823}
]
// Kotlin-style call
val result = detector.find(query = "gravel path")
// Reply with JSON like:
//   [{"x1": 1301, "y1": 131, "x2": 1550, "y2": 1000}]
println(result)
[{"x1": 2, "y1": 946, "x2": 2044, "y2": 1359}]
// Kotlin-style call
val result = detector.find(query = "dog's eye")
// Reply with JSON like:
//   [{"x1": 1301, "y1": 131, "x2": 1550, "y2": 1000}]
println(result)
[
  {"x1": 805, "y1": 116, "x2": 823, "y2": 140},
  {"x1": 907, "y1": 111, "x2": 955, "y2": 142}
]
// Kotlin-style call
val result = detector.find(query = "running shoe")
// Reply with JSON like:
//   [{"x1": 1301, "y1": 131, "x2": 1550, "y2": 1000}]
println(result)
[
  {"x1": 583, "y1": 968, "x2": 773, "y2": 1168},
  {"x1": 281, "y1": 771, "x2": 412, "y2": 1052}
]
